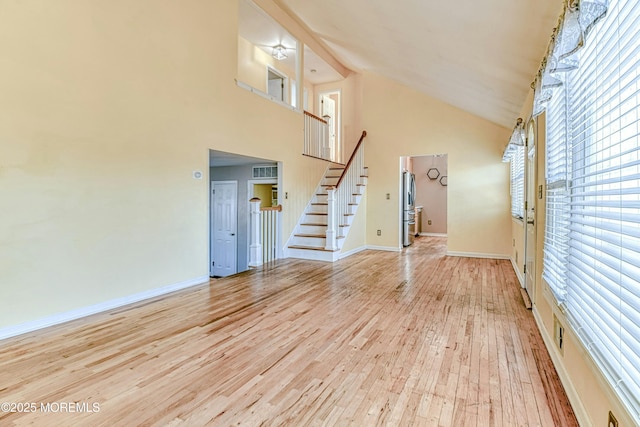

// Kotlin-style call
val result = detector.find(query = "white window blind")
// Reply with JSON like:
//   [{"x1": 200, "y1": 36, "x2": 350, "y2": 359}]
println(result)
[
  {"x1": 543, "y1": 78, "x2": 570, "y2": 302},
  {"x1": 565, "y1": 0, "x2": 640, "y2": 414},
  {"x1": 540, "y1": 0, "x2": 640, "y2": 419},
  {"x1": 510, "y1": 145, "x2": 525, "y2": 219}
]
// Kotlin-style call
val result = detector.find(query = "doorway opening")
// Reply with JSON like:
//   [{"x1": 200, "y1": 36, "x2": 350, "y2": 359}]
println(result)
[
  {"x1": 267, "y1": 67, "x2": 288, "y2": 103},
  {"x1": 318, "y1": 90, "x2": 341, "y2": 162},
  {"x1": 209, "y1": 150, "x2": 282, "y2": 277},
  {"x1": 399, "y1": 154, "x2": 448, "y2": 247}
]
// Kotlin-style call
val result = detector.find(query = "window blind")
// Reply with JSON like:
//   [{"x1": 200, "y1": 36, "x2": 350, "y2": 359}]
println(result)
[
  {"x1": 543, "y1": 78, "x2": 570, "y2": 302},
  {"x1": 510, "y1": 145, "x2": 525, "y2": 219},
  {"x1": 564, "y1": 0, "x2": 640, "y2": 416}
]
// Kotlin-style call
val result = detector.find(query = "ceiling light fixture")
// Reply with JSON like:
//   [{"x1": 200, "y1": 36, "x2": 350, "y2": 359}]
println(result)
[{"x1": 272, "y1": 44, "x2": 287, "y2": 60}]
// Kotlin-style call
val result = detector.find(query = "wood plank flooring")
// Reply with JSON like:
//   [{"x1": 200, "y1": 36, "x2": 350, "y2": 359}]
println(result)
[{"x1": 0, "y1": 237, "x2": 578, "y2": 426}]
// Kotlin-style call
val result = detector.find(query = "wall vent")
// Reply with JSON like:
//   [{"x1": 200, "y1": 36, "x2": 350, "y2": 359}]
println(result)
[{"x1": 252, "y1": 165, "x2": 277, "y2": 178}]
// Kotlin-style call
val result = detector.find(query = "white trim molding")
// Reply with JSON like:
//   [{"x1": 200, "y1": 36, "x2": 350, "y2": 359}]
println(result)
[
  {"x1": 420, "y1": 232, "x2": 447, "y2": 237},
  {"x1": 532, "y1": 308, "x2": 590, "y2": 426},
  {"x1": 0, "y1": 276, "x2": 209, "y2": 341},
  {"x1": 511, "y1": 257, "x2": 524, "y2": 287},
  {"x1": 366, "y1": 245, "x2": 402, "y2": 252},
  {"x1": 446, "y1": 251, "x2": 509, "y2": 260},
  {"x1": 339, "y1": 246, "x2": 367, "y2": 259}
]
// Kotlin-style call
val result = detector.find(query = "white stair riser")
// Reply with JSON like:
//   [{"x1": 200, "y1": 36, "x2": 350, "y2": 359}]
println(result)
[
  {"x1": 287, "y1": 248, "x2": 339, "y2": 262},
  {"x1": 314, "y1": 194, "x2": 328, "y2": 203},
  {"x1": 292, "y1": 236, "x2": 326, "y2": 247},
  {"x1": 288, "y1": 163, "x2": 366, "y2": 263},
  {"x1": 298, "y1": 224, "x2": 327, "y2": 234},
  {"x1": 304, "y1": 214, "x2": 327, "y2": 224},
  {"x1": 309, "y1": 204, "x2": 328, "y2": 214},
  {"x1": 323, "y1": 177, "x2": 339, "y2": 185}
]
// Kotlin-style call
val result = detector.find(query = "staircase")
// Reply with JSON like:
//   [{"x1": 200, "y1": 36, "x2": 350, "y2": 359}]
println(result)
[{"x1": 287, "y1": 131, "x2": 368, "y2": 262}]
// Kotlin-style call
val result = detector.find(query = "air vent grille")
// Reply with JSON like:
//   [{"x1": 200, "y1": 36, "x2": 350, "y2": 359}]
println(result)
[{"x1": 253, "y1": 165, "x2": 277, "y2": 178}]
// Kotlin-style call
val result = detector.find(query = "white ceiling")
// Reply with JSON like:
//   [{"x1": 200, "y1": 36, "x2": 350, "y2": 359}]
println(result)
[{"x1": 273, "y1": 0, "x2": 564, "y2": 128}]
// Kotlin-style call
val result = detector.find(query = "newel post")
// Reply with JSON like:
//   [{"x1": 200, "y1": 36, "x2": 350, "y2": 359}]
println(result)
[
  {"x1": 325, "y1": 187, "x2": 337, "y2": 251},
  {"x1": 248, "y1": 198, "x2": 263, "y2": 267}
]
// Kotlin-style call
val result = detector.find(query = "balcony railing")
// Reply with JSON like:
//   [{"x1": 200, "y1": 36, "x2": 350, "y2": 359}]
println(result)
[{"x1": 303, "y1": 111, "x2": 341, "y2": 164}]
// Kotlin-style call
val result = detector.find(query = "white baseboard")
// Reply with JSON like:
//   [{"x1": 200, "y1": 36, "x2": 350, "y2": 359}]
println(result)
[
  {"x1": 366, "y1": 245, "x2": 402, "y2": 252},
  {"x1": 420, "y1": 232, "x2": 447, "y2": 237},
  {"x1": 339, "y1": 246, "x2": 367, "y2": 259},
  {"x1": 532, "y1": 308, "x2": 589, "y2": 426},
  {"x1": 0, "y1": 275, "x2": 210, "y2": 341},
  {"x1": 511, "y1": 257, "x2": 524, "y2": 287},
  {"x1": 446, "y1": 251, "x2": 509, "y2": 260}
]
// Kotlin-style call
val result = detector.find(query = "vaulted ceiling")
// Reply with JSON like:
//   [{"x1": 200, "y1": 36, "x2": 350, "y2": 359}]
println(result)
[{"x1": 274, "y1": 0, "x2": 563, "y2": 128}]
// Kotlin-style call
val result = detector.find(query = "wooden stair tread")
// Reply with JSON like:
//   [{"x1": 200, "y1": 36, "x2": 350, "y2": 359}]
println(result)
[
  {"x1": 301, "y1": 223, "x2": 327, "y2": 227},
  {"x1": 295, "y1": 234, "x2": 344, "y2": 239},
  {"x1": 306, "y1": 212, "x2": 327, "y2": 216},
  {"x1": 288, "y1": 245, "x2": 339, "y2": 252}
]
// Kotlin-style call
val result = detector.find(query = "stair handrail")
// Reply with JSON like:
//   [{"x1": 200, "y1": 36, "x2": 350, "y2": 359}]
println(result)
[
  {"x1": 325, "y1": 131, "x2": 367, "y2": 250},
  {"x1": 304, "y1": 110, "x2": 339, "y2": 163},
  {"x1": 335, "y1": 131, "x2": 367, "y2": 189},
  {"x1": 303, "y1": 110, "x2": 328, "y2": 124}
]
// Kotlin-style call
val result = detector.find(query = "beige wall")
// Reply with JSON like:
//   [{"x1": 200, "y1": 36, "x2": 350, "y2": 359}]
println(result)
[
  {"x1": 361, "y1": 72, "x2": 512, "y2": 255},
  {"x1": 0, "y1": 0, "x2": 326, "y2": 329}
]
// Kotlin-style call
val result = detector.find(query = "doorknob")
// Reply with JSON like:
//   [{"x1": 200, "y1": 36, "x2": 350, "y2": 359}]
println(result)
[{"x1": 230, "y1": 233, "x2": 236, "y2": 236}]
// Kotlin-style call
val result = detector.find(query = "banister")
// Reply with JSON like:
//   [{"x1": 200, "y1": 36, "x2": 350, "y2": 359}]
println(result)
[
  {"x1": 336, "y1": 130, "x2": 367, "y2": 189},
  {"x1": 304, "y1": 110, "x2": 328, "y2": 124},
  {"x1": 260, "y1": 205, "x2": 283, "y2": 212}
]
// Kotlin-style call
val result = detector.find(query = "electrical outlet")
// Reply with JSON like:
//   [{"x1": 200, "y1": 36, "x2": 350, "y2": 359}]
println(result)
[
  {"x1": 386, "y1": 193, "x2": 390, "y2": 200},
  {"x1": 608, "y1": 411, "x2": 618, "y2": 427},
  {"x1": 428, "y1": 219, "x2": 432, "y2": 225},
  {"x1": 377, "y1": 230, "x2": 381, "y2": 236},
  {"x1": 554, "y1": 314, "x2": 565, "y2": 354}
]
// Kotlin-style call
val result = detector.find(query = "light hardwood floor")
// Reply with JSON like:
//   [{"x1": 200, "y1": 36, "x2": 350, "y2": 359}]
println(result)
[{"x1": 0, "y1": 237, "x2": 577, "y2": 426}]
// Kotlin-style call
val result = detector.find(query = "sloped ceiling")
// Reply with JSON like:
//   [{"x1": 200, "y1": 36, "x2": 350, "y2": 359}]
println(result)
[{"x1": 274, "y1": 0, "x2": 563, "y2": 128}]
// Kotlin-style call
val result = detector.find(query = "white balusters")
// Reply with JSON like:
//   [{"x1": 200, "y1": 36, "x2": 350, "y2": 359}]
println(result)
[
  {"x1": 248, "y1": 198, "x2": 263, "y2": 267},
  {"x1": 249, "y1": 198, "x2": 281, "y2": 268},
  {"x1": 332, "y1": 134, "x2": 365, "y2": 239},
  {"x1": 304, "y1": 111, "x2": 338, "y2": 163},
  {"x1": 325, "y1": 187, "x2": 337, "y2": 250}
]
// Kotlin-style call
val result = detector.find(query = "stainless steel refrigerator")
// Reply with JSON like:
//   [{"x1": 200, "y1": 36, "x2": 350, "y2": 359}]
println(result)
[{"x1": 402, "y1": 171, "x2": 416, "y2": 246}]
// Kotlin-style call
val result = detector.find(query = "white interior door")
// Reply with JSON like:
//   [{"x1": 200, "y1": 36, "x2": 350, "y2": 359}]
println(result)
[
  {"x1": 211, "y1": 181, "x2": 238, "y2": 277},
  {"x1": 524, "y1": 120, "x2": 537, "y2": 299},
  {"x1": 320, "y1": 94, "x2": 336, "y2": 160},
  {"x1": 267, "y1": 68, "x2": 286, "y2": 103}
]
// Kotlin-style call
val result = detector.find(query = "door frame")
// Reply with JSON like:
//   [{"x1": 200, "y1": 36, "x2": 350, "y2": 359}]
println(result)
[
  {"x1": 318, "y1": 90, "x2": 341, "y2": 161},
  {"x1": 523, "y1": 118, "x2": 537, "y2": 301},
  {"x1": 247, "y1": 178, "x2": 282, "y2": 261},
  {"x1": 266, "y1": 66, "x2": 288, "y2": 104},
  {"x1": 210, "y1": 180, "x2": 238, "y2": 277}
]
